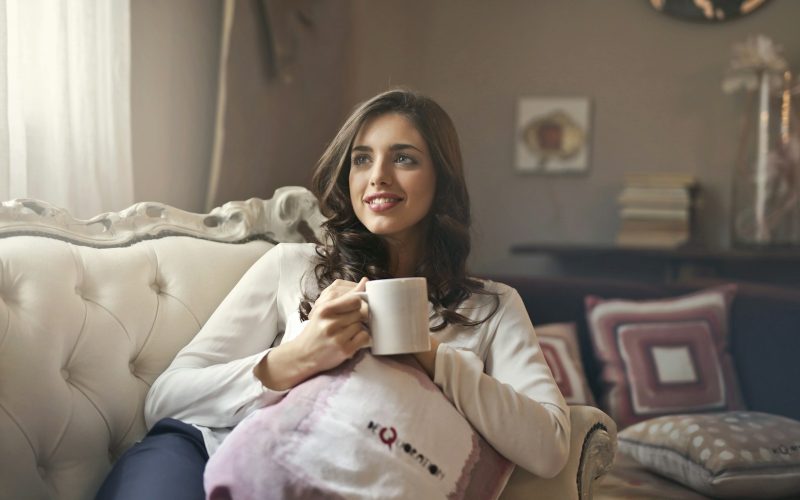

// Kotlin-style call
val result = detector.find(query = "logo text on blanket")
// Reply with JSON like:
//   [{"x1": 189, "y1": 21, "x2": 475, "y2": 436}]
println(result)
[{"x1": 367, "y1": 420, "x2": 446, "y2": 479}]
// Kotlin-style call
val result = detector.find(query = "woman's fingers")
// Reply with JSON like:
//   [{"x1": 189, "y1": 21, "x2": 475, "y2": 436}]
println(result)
[
  {"x1": 313, "y1": 295, "x2": 362, "y2": 319},
  {"x1": 333, "y1": 323, "x2": 370, "y2": 356},
  {"x1": 348, "y1": 328, "x2": 371, "y2": 350},
  {"x1": 316, "y1": 309, "x2": 364, "y2": 337},
  {"x1": 318, "y1": 278, "x2": 359, "y2": 302},
  {"x1": 318, "y1": 277, "x2": 368, "y2": 302},
  {"x1": 313, "y1": 288, "x2": 369, "y2": 321}
]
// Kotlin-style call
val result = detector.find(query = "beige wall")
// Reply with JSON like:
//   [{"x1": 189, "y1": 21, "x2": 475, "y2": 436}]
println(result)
[
  {"x1": 130, "y1": 0, "x2": 350, "y2": 212},
  {"x1": 130, "y1": 0, "x2": 222, "y2": 212},
  {"x1": 207, "y1": 0, "x2": 351, "y2": 209},
  {"x1": 129, "y1": 1, "x2": 800, "y2": 277},
  {"x1": 346, "y1": 0, "x2": 800, "y2": 276}
]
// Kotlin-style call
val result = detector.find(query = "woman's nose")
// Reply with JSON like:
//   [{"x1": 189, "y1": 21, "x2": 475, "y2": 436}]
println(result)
[{"x1": 369, "y1": 156, "x2": 393, "y2": 186}]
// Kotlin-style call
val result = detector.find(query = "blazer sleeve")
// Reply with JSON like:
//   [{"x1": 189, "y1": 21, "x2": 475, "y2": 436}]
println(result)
[{"x1": 433, "y1": 288, "x2": 570, "y2": 478}]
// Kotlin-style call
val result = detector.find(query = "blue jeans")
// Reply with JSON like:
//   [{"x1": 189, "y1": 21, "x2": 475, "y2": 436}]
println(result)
[{"x1": 95, "y1": 418, "x2": 209, "y2": 500}]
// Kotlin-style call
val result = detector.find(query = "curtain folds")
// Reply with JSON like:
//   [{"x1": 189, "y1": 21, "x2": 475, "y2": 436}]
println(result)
[
  {"x1": 0, "y1": 0, "x2": 133, "y2": 219},
  {"x1": 206, "y1": 0, "x2": 235, "y2": 213}
]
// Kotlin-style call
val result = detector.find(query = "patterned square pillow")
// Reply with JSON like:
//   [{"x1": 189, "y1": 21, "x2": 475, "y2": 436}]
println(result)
[
  {"x1": 586, "y1": 285, "x2": 744, "y2": 428},
  {"x1": 204, "y1": 351, "x2": 514, "y2": 500},
  {"x1": 535, "y1": 322, "x2": 596, "y2": 406},
  {"x1": 619, "y1": 411, "x2": 800, "y2": 499}
]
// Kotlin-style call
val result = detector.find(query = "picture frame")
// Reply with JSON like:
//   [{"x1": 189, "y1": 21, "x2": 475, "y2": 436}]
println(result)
[{"x1": 515, "y1": 96, "x2": 591, "y2": 174}]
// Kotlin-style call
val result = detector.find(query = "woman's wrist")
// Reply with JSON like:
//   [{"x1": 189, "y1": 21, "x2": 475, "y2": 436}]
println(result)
[
  {"x1": 253, "y1": 342, "x2": 313, "y2": 391},
  {"x1": 412, "y1": 337, "x2": 439, "y2": 379}
]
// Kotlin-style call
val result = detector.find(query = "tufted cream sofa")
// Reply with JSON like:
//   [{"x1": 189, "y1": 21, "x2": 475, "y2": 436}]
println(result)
[{"x1": 0, "y1": 186, "x2": 616, "y2": 500}]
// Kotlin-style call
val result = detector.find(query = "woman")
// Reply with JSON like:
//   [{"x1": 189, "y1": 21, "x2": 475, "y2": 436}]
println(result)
[{"x1": 96, "y1": 89, "x2": 569, "y2": 499}]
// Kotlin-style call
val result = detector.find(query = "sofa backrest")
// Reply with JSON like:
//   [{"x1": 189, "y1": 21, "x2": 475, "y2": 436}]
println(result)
[
  {"x1": 494, "y1": 275, "x2": 800, "y2": 422},
  {"x1": 0, "y1": 187, "x2": 324, "y2": 500},
  {"x1": 724, "y1": 283, "x2": 800, "y2": 420}
]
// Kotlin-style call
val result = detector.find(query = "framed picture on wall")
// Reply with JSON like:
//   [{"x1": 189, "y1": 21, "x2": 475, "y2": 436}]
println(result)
[{"x1": 515, "y1": 96, "x2": 591, "y2": 174}]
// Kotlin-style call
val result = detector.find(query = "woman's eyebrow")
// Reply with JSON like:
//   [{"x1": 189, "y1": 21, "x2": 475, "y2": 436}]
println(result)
[
  {"x1": 390, "y1": 143, "x2": 423, "y2": 153},
  {"x1": 351, "y1": 143, "x2": 423, "y2": 153}
]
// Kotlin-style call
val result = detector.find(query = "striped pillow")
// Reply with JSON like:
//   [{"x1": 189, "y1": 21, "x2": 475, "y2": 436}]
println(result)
[
  {"x1": 535, "y1": 322, "x2": 596, "y2": 406},
  {"x1": 586, "y1": 285, "x2": 744, "y2": 428}
]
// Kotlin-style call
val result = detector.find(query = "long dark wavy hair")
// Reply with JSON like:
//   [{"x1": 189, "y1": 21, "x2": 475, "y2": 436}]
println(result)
[{"x1": 299, "y1": 89, "x2": 498, "y2": 331}]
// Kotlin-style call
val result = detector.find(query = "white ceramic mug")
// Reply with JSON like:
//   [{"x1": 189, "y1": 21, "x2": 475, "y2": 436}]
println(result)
[{"x1": 356, "y1": 277, "x2": 431, "y2": 355}]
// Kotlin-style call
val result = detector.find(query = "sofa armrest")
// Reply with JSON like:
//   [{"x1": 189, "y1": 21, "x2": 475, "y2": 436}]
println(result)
[{"x1": 500, "y1": 405, "x2": 617, "y2": 500}]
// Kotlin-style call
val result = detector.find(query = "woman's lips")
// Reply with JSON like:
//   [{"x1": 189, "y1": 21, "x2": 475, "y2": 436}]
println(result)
[{"x1": 364, "y1": 194, "x2": 403, "y2": 212}]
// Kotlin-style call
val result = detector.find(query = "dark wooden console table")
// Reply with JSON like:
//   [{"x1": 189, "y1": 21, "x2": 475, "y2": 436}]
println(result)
[{"x1": 510, "y1": 243, "x2": 800, "y2": 288}]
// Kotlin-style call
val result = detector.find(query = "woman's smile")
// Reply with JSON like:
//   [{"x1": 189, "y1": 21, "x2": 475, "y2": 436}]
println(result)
[{"x1": 363, "y1": 192, "x2": 405, "y2": 212}]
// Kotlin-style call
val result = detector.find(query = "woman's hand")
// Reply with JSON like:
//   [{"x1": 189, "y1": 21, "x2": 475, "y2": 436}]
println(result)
[
  {"x1": 254, "y1": 278, "x2": 370, "y2": 390},
  {"x1": 292, "y1": 277, "x2": 372, "y2": 373}
]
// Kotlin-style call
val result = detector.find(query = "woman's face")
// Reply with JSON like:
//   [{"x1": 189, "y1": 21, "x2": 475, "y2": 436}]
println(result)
[{"x1": 349, "y1": 113, "x2": 437, "y2": 247}]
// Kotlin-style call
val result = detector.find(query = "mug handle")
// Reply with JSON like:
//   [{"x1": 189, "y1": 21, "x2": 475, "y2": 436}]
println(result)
[{"x1": 351, "y1": 291, "x2": 372, "y2": 348}]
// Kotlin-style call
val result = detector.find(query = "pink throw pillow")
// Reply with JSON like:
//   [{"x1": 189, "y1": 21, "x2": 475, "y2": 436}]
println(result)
[
  {"x1": 586, "y1": 285, "x2": 744, "y2": 428},
  {"x1": 204, "y1": 351, "x2": 513, "y2": 500},
  {"x1": 535, "y1": 322, "x2": 596, "y2": 406}
]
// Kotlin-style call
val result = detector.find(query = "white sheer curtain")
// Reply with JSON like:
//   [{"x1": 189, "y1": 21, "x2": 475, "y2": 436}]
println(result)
[{"x1": 0, "y1": 0, "x2": 133, "y2": 219}]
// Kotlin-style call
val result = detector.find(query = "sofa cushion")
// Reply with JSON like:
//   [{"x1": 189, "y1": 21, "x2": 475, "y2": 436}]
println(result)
[
  {"x1": 204, "y1": 351, "x2": 513, "y2": 499},
  {"x1": 534, "y1": 322, "x2": 596, "y2": 406},
  {"x1": 618, "y1": 411, "x2": 800, "y2": 499},
  {"x1": 586, "y1": 285, "x2": 744, "y2": 428}
]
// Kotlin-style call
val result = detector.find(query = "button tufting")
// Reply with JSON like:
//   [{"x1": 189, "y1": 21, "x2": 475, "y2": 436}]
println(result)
[
  {"x1": 61, "y1": 368, "x2": 69, "y2": 380},
  {"x1": 129, "y1": 362, "x2": 136, "y2": 373},
  {"x1": 37, "y1": 464, "x2": 46, "y2": 476},
  {"x1": 150, "y1": 282, "x2": 162, "y2": 294}
]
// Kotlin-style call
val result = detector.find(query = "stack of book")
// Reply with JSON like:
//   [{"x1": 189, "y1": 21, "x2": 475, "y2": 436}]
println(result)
[{"x1": 615, "y1": 172, "x2": 697, "y2": 248}]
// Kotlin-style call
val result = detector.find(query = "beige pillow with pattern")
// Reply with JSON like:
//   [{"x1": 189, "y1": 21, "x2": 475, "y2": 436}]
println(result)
[{"x1": 619, "y1": 411, "x2": 800, "y2": 499}]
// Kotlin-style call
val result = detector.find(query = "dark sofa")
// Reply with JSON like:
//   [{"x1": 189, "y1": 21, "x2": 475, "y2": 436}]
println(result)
[
  {"x1": 491, "y1": 275, "x2": 800, "y2": 423},
  {"x1": 490, "y1": 275, "x2": 800, "y2": 498}
]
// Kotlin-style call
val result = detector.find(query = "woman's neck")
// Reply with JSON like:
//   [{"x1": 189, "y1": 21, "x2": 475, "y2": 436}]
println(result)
[{"x1": 385, "y1": 235, "x2": 423, "y2": 278}]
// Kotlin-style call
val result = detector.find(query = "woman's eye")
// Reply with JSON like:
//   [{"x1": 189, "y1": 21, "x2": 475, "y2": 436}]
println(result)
[
  {"x1": 352, "y1": 155, "x2": 370, "y2": 166},
  {"x1": 395, "y1": 153, "x2": 415, "y2": 164}
]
